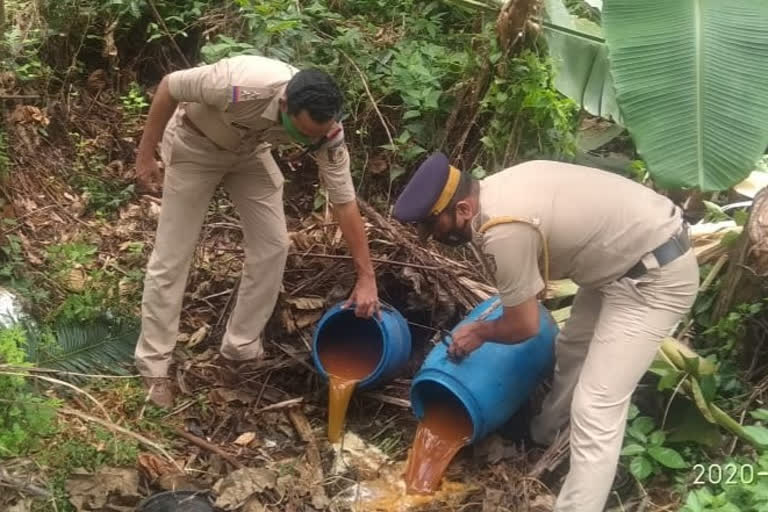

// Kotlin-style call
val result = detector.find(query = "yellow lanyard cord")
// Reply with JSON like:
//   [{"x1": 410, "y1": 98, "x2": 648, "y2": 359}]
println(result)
[{"x1": 478, "y1": 216, "x2": 551, "y2": 296}]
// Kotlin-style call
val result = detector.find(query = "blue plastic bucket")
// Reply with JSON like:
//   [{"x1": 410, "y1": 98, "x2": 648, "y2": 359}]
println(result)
[
  {"x1": 312, "y1": 301, "x2": 412, "y2": 389},
  {"x1": 410, "y1": 296, "x2": 558, "y2": 443}
]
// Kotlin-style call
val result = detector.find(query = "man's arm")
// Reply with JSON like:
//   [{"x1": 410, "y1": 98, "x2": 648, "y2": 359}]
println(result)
[
  {"x1": 135, "y1": 76, "x2": 178, "y2": 194},
  {"x1": 334, "y1": 199, "x2": 379, "y2": 318},
  {"x1": 313, "y1": 126, "x2": 379, "y2": 318},
  {"x1": 135, "y1": 60, "x2": 228, "y2": 194},
  {"x1": 447, "y1": 296, "x2": 540, "y2": 361},
  {"x1": 474, "y1": 297, "x2": 541, "y2": 342},
  {"x1": 447, "y1": 223, "x2": 545, "y2": 361}
]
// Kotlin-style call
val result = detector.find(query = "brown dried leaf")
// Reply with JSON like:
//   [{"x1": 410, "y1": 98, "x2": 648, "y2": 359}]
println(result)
[
  {"x1": 285, "y1": 297, "x2": 325, "y2": 310},
  {"x1": 9, "y1": 105, "x2": 49, "y2": 126},
  {"x1": 243, "y1": 497, "x2": 266, "y2": 512},
  {"x1": 67, "y1": 267, "x2": 88, "y2": 292},
  {"x1": 208, "y1": 387, "x2": 256, "y2": 404},
  {"x1": 66, "y1": 467, "x2": 141, "y2": 511},
  {"x1": 295, "y1": 311, "x2": 322, "y2": 330},
  {"x1": 188, "y1": 325, "x2": 209, "y2": 347},
  {"x1": 7, "y1": 499, "x2": 32, "y2": 512},
  {"x1": 155, "y1": 472, "x2": 205, "y2": 492},
  {"x1": 213, "y1": 468, "x2": 277, "y2": 510},
  {"x1": 366, "y1": 155, "x2": 389, "y2": 175},
  {"x1": 137, "y1": 453, "x2": 176, "y2": 480},
  {"x1": 234, "y1": 432, "x2": 257, "y2": 446}
]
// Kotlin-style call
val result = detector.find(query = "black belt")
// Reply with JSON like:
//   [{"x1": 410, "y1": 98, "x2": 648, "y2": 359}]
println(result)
[{"x1": 622, "y1": 223, "x2": 691, "y2": 280}]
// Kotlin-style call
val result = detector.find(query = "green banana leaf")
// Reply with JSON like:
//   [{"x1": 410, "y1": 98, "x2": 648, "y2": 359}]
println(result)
[
  {"x1": 601, "y1": 0, "x2": 768, "y2": 191},
  {"x1": 541, "y1": 0, "x2": 622, "y2": 124}
]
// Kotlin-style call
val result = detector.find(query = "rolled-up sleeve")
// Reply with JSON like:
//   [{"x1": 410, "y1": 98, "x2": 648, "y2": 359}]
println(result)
[
  {"x1": 167, "y1": 59, "x2": 231, "y2": 110},
  {"x1": 314, "y1": 124, "x2": 356, "y2": 204},
  {"x1": 482, "y1": 223, "x2": 545, "y2": 307}
]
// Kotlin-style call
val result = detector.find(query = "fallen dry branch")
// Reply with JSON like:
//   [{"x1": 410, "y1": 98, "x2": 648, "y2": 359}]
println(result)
[{"x1": 173, "y1": 427, "x2": 244, "y2": 470}]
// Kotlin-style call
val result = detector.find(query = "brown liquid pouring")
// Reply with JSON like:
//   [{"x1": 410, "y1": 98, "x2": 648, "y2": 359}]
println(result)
[
  {"x1": 317, "y1": 336, "x2": 381, "y2": 443},
  {"x1": 404, "y1": 397, "x2": 473, "y2": 495}
]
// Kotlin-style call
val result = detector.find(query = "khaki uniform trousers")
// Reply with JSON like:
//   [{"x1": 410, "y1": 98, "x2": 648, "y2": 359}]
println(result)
[
  {"x1": 530, "y1": 246, "x2": 699, "y2": 512},
  {"x1": 135, "y1": 110, "x2": 290, "y2": 377}
]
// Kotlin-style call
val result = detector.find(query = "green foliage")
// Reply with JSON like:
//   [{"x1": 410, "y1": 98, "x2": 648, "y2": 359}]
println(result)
[
  {"x1": 42, "y1": 426, "x2": 139, "y2": 472},
  {"x1": 681, "y1": 454, "x2": 768, "y2": 512},
  {"x1": 197, "y1": 0, "x2": 573, "y2": 185},
  {"x1": 70, "y1": 132, "x2": 135, "y2": 217},
  {"x1": 119, "y1": 82, "x2": 150, "y2": 118},
  {"x1": 0, "y1": 327, "x2": 59, "y2": 457},
  {"x1": 1, "y1": 1, "x2": 52, "y2": 83},
  {"x1": 602, "y1": 0, "x2": 768, "y2": 191},
  {"x1": 0, "y1": 234, "x2": 50, "y2": 306},
  {"x1": 44, "y1": 0, "x2": 213, "y2": 46},
  {"x1": 536, "y1": 0, "x2": 768, "y2": 191},
  {"x1": 621, "y1": 404, "x2": 690, "y2": 482},
  {"x1": 479, "y1": 48, "x2": 578, "y2": 167},
  {"x1": 25, "y1": 320, "x2": 139, "y2": 381},
  {"x1": 0, "y1": 129, "x2": 10, "y2": 180}
]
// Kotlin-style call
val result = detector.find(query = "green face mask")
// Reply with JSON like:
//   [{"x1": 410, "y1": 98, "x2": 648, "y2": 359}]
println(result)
[{"x1": 281, "y1": 111, "x2": 313, "y2": 146}]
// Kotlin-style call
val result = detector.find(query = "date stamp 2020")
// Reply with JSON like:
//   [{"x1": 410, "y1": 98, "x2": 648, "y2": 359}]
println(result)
[{"x1": 693, "y1": 463, "x2": 766, "y2": 485}]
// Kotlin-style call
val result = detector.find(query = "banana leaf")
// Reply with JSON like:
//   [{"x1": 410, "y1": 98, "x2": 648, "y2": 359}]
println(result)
[
  {"x1": 601, "y1": 0, "x2": 768, "y2": 191},
  {"x1": 540, "y1": 0, "x2": 622, "y2": 123}
]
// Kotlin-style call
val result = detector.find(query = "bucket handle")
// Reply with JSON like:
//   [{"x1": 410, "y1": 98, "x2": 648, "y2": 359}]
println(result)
[{"x1": 343, "y1": 299, "x2": 397, "y2": 313}]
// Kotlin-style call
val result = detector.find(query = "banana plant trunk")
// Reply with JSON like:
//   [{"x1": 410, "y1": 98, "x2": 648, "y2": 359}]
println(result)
[{"x1": 712, "y1": 186, "x2": 768, "y2": 322}]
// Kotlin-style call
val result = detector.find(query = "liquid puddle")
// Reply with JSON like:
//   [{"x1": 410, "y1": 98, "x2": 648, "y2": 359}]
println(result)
[
  {"x1": 317, "y1": 336, "x2": 380, "y2": 443},
  {"x1": 403, "y1": 396, "x2": 473, "y2": 494}
]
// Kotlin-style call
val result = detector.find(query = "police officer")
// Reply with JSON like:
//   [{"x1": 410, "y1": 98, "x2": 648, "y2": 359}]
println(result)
[
  {"x1": 392, "y1": 152, "x2": 699, "y2": 512},
  {"x1": 134, "y1": 55, "x2": 379, "y2": 408}
]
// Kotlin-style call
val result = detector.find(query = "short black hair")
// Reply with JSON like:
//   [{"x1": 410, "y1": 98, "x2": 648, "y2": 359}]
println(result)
[{"x1": 285, "y1": 69, "x2": 344, "y2": 123}]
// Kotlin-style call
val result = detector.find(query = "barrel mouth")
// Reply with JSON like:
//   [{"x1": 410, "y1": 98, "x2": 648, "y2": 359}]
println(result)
[
  {"x1": 410, "y1": 374, "x2": 484, "y2": 443},
  {"x1": 313, "y1": 308, "x2": 386, "y2": 389}
]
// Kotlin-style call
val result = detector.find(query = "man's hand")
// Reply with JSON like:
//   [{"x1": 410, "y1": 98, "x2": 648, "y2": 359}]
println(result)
[
  {"x1": 343, "y1": 274, "x2": 380, "y2": 318},
  {"x1": 134, "y1": 75, "x2": 177, "y2": 196},
  {"x1": 447, "y1": 322, "x2": 485, "y2": 362},
  {"x1": 136, "y1": 157, "x2": 163, "y2": 195}
]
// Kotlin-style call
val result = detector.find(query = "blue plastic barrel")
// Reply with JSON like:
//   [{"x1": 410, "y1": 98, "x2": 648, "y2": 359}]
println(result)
[
  {"x1": 410, "y1": 296, "x2": 558, "y2": 443},
  {"x1": 312, "y1": 301, "x2": 412, "y2": 389}
]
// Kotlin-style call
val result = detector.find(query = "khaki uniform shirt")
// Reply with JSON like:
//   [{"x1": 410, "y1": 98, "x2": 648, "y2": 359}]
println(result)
[
  {"x1": 166, "y1": 55, "x2": 356, "y2": 204},
  {"x1": 471, "y1": 160, "x2": 684, "y2": 307}
]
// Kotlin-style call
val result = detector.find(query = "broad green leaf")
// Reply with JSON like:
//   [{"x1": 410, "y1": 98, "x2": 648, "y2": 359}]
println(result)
[
  {"x1": 658, "y1": 369, "x2": 682, "y2": 391},
  {"x1": 633, "y1": 416, "x2": 655, "y2": 435},
  {"x1": 540, "y1": 0, "x2": 622, "y2": 123},
  {"x1": 750, "y1": 408, "x2": 768, "y2": 422},
  {"x1": 620, "y1": 443, "x2": 644, "y2": 456},
  {"x1": 647, "y1": 446, "x2": 688, "y2": 469},
  {"x1": 627, "y1": 427, "x2": 646, "y2": 443},
  {"x1": 629, "y1": 455, "x2": 653, "y2": 480},
  {"x1": 743, "y1": 425, "x2": 768, "y2": 446},
  {"x1": 602, "y1": 0, "x2": 768, "y2": 191},
  {"x1": 649, "y1": 430, "x2": 666, "y2": 447},
  {"x1": 627, "y1": 403, "x2": 639, "y2": 420},
  {"x1": 665, "y1": 397, "x2": 722, "y2": 448}
]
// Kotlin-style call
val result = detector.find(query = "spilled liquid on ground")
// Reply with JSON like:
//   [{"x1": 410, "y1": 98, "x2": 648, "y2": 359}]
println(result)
[
  {"x1": 318, "y1": 336, "x2": 380, "y2": 443},
  {"x1": 403, "y1": 396, "x2": 473, "y2": 494}
]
